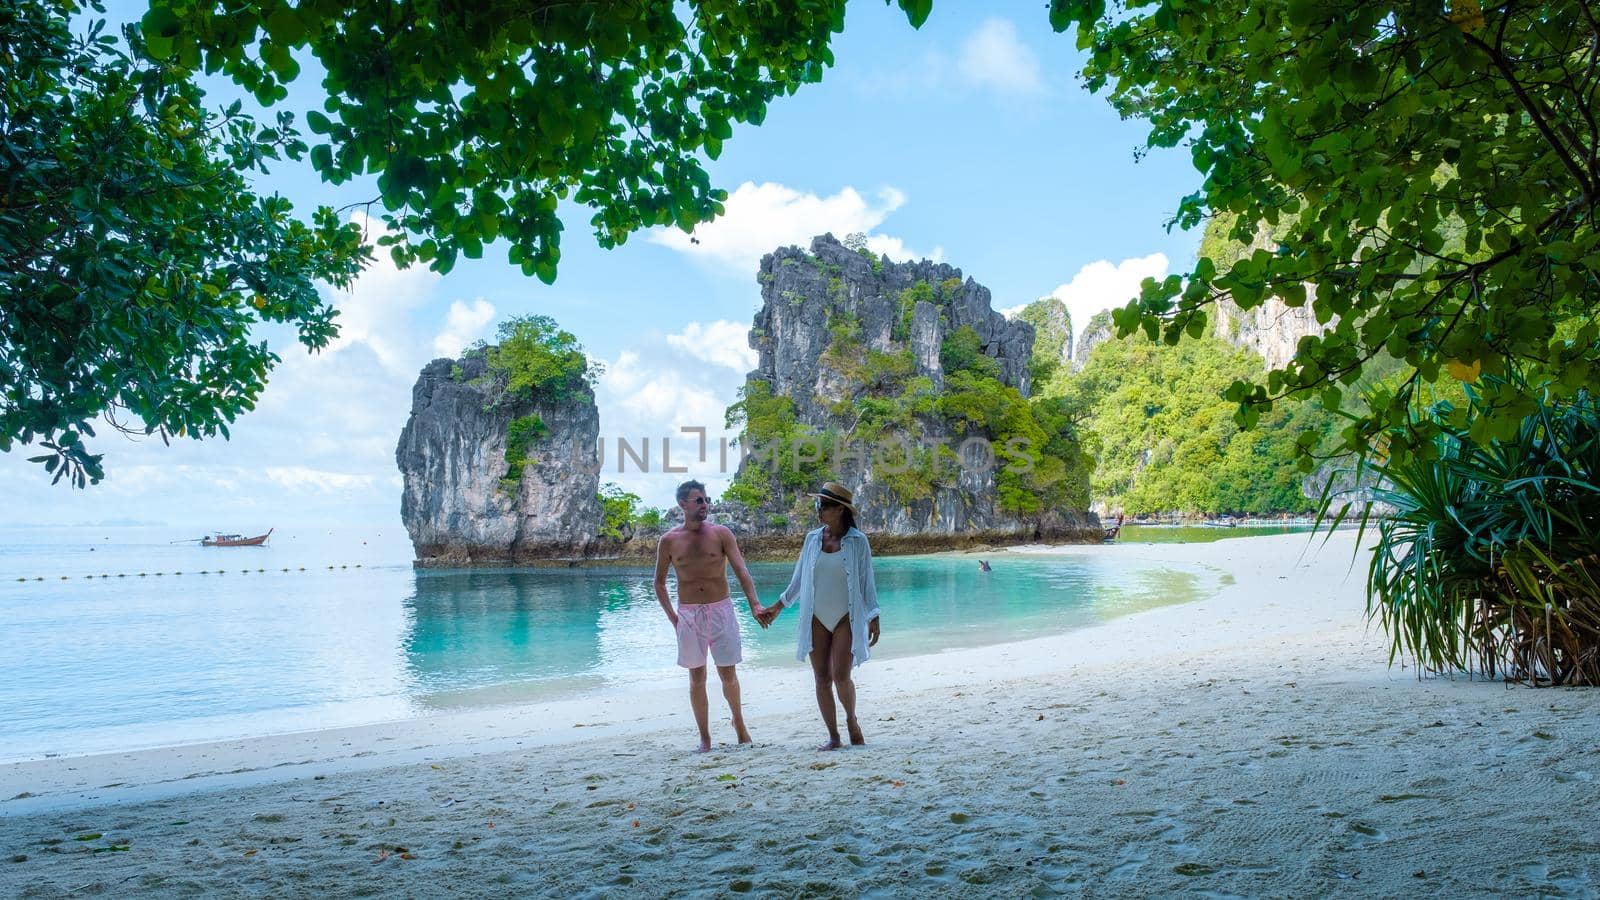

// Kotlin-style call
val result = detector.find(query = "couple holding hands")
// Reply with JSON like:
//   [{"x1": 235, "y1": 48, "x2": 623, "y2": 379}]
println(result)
[{"x1": 653, "y1": 480, "x2": 881, "y2": 753}]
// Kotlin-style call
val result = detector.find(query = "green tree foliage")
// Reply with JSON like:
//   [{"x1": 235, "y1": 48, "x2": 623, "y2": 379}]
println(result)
[
  {"x1": 500, "y1": 414, "x2": 547, "y2": 488},
  {"x1": 722, "y1": 379, "x2": 836, "y2": 508},
  {"x1": 936, "y1": 364, "x2": 1089, "y2": 516},
  {"x1": 476, "y1": 315, "x2": 597, "y2": 406},
  {"x1": 1042, "y1": 331, "x2": 1340, "y2": 515},
  {"x1": 146, "y1": 0, "x2": 939, "y2": 280},
  {"x1": 939, "y1": 326, "x2": 1002, "y2": 380},
  {"x1": 1054, "y1": 1, "x2": 1600, "y2": 465},
  {"x1": 1, "y1": 0, "x2": 368, "y2": 485},
  {"x1": 474, "y1": 315, "x2": 595, "y2": 491},
  {"x1": 597, "y1": 482, "x2": 662, "y2": 541}
]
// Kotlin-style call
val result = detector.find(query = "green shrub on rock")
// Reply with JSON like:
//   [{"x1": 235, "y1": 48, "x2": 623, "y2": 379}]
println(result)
[{"x1": 476, "y1": 315, "x2": 597, "y2": 407}]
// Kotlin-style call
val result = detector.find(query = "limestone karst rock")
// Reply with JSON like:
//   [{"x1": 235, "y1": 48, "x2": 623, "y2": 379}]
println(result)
[
  {"x1": 726, "y1": 234, "x2": 1098, "y2": 548},
  {"x1": 397, "y1": 355, "x2": 601, "y2": 565}
]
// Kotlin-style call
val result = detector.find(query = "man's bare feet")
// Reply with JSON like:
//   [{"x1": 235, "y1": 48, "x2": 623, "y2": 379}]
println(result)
[
  {"x1": 694, "y1": 740, "x2": 712, "y2": 754},
  {"x1": 817, "y1": 735, "x2": 843, "y2": 751},
  {"x1": 736, "y1": 727, "x2": 753, "y2": 744},
  {"x1": 846, "y1": 719, "x2": 866, "y2": 746}
]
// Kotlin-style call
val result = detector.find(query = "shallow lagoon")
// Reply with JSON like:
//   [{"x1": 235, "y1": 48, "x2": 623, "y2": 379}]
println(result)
[{"x1": 0, "y1": 526, "x2": 1219, "y2": 761}]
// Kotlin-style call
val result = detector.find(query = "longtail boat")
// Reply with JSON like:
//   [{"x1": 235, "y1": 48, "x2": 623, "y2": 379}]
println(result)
[{"x1": 200, "y1": 528, "x2": 273, "y2": 547}]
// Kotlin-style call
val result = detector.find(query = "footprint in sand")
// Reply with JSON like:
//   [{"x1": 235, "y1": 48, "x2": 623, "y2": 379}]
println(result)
[
  {"x1": 1344, "y1": 821, "x2": 1388, "y2": 846},
  {"x1": 1108, "y1": 846, "x2": 1150, "y2": 881},
  {"x1": 1521, "y1": 862, "x2": 1596, "y2": 896}
]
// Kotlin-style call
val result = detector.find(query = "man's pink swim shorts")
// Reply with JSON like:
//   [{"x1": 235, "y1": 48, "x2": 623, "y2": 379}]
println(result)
[{"x1": 676, "y1": 598, "x2": 743, "y2": 668}]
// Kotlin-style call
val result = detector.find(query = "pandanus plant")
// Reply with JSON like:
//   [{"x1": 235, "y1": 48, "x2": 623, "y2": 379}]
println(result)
[{"x1": 1320, "y1": 377, "x2": 1599, "y2": 685}]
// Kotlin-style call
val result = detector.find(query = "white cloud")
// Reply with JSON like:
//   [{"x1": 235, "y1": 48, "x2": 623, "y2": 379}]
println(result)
[
  {"x1": 647, "y1": 181, "x2": 937, "y2": 275},
  {"x1": 665, "y1": 320, "x2": 759, "y2": 373},
  {"x1": 264, "y1": 466, "x2": 378, "y2": 493},
  {"x1": 1043, "y1": 253, "x2": 1170, "y2": 335},
  {"x1": 864, "y1": 233, "x2": 945, "y2": 265},
  {"x1": 603, "y1": 355, "x2": 728, "y2": 433},
  {"x1": 433, "y1": 298, "x2": 497, "y2": 360},
  {"x1": 855, "y1": 48, "x2": 950, "y2": 97},
  {"x1": 959, "y1": 19, "x2": 1043, "y2": 95},
  {"x1": 593, "y1": 324, "x2": 755, "y2": 508},
  {"x1": 322, "y1": 215, "x2": 439, "y2": 375}
]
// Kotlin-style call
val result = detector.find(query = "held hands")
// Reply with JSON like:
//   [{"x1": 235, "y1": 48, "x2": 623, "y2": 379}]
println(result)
[{"x1": 753, "y1": 602, "x2": 781, "y2": 628}]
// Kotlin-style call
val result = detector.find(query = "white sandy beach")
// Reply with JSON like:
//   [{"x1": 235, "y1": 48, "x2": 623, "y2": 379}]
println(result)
[{"x1": 3, "y1": 530, "x2": 1598, "y2": 897}]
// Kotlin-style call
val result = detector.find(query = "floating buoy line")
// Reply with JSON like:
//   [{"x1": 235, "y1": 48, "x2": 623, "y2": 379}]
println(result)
[{"x1": 16, "y1": 564, "x2": 364, "y2": 582}]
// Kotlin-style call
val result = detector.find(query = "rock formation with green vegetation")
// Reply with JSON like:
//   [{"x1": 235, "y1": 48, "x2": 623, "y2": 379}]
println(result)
[
  {"x1": 1031, "y1": 212, "x2": 1346, "y2": 517},
  {"x1": 1015, "y1": 298, "x2": 1073, "y2": 385},
  {"x1": 397, "y1": 316, "x2": 604, "y2": 564},
  {"x1": 720, "y1": 235, "x2": 1097, "y2": 549}
]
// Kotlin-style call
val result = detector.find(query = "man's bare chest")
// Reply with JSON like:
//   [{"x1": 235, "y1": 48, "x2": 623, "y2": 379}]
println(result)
[{"x1": 670, "y1": 534, "x2": 724, "y2": 569}]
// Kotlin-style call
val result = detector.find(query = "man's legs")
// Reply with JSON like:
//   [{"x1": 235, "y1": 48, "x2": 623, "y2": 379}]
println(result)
[
  {"x1": 715, "y1": 665, "x2": 752, "y2": 744},
  {"x1": 809, "y1": 617, "x2": 842, "y2": 750},
  {"x1": 829, "y1": 619, "x2": 863, "y2": 745},
  {"x1": 687, "y1": 665, "x2": 711, "y2": 752}
]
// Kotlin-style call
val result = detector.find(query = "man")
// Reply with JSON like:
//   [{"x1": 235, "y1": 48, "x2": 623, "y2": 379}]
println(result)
[{"x1": 655, "y1": 479, "x2": 767, "y2": 752}]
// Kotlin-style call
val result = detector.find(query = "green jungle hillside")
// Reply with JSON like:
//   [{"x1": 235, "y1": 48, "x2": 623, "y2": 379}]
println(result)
[{"x1": 1035, "y1": 310, "x2": 1339, "y2": 516}]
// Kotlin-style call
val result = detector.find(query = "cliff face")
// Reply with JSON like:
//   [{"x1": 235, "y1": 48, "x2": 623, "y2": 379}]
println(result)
[
  {"x1": 396, "y1": 355, "x2": 601, "y2": 564},
  {"x1": 1198, "y1": 215, "x2": 1335, "y2": 370},
  {"x1": 1064, "y1": 295, "x2": 1326, "y2": 373},
  {"x1": 1212, "y1": 291, "x2": 1330, "y2": 371},
  {"x1": 1073, "y1": 309, "x2": 1115, "y2": 369},
  {"x1": 729, "y1": 234, "x2": 1098, "y2": 543},
  {"x1": 755, "y1": 236, "x2": 1035, "y2": 404}
]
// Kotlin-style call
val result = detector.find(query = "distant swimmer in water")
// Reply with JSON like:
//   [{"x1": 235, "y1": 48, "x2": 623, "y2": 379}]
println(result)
[{"x1": 979, "y1": 560, "x2": 991, "y2": 572}]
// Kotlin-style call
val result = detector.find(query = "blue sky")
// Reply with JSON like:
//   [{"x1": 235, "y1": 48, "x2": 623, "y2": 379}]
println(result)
[{"x1": 2, "y1": 1, "x2": 1203, "y2": 529}]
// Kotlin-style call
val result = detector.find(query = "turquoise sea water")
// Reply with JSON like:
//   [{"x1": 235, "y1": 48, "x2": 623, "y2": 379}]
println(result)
[{"x1": 0, "y1": 525, "x2": 1228, "y2": 762}]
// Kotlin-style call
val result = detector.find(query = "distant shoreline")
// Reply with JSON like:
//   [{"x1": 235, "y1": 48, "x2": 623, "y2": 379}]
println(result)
[
  {"x1": 408, "y1": 526, "x2": 1107, "y2": 568},
  {"x1": 404, "y1": 519, "x2": 1356, "y2": 568}
]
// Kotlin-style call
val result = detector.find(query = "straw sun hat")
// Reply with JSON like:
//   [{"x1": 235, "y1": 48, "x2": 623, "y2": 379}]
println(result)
[{"x1": 808, "y1": 482, "x2": 857, "y2": 512}]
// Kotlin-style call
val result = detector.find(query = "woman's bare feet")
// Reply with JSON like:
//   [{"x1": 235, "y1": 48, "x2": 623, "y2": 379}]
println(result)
[
  {"x1": 817, "y1": 735, "x2": 843, "y2": 751},
  {"x1": 846, "y1": 719, "x2": 866, "y2": 746},
  {"x1": 694, "y1": 740, "x2": 712, "y2": 754}
]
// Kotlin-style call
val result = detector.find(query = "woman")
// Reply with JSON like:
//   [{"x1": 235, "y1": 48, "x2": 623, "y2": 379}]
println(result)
[{"x1": 763, "y1": 482, "x2": 881, "y2": 750}]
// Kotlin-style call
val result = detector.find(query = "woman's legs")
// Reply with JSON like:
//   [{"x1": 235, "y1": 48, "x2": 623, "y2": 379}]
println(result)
[
  {"x1": 809, "y1": 617, "x2": 841, "y2": 749},
  {"x1": 828, "y1": 619, "x2": 864, "y2": 745}
]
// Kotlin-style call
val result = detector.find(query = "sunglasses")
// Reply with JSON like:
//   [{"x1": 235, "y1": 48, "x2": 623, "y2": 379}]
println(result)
[
  {"x1": 689, "y1": 497, "x2": 709, "y2": 505},
  {"x1": 815, "y1": 497, "x2": 841, "y2": 511}
]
